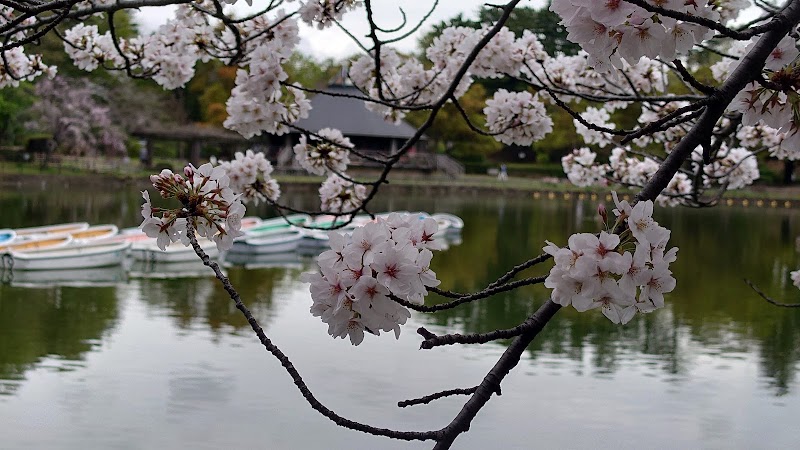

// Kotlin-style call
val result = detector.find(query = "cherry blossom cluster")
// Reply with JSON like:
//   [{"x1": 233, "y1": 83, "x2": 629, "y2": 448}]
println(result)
[
  {"x1": 631, "y1": 101, "x2": 693, "y2": 152},
  {"x1": 141, "y1": 163, "x2": 245, "y2": 252},
  {"x1": 561, "y1": 147, "x2": 607, "y2": 187},
  {"x1": 691, "y1": 145, "x2": 760, "y2": 190},
  {"x1": 216, "y1": 150, "x2": 281, "y2": 205},
  {"x1": 301, "y1": 213, "x2": 442, "y2": 345},
  {"x1": 63, "y1": 4, "x2": 218, "y2": 89},
  {"x1": 544, "y1": 194, "x2": 678, "y2": 324},
  {"x1": 319, "y1": 174, "x2": 367, "y2": 213},
  {"x1": 0, "y1": 7, "x2": 56, "y2": 87},
  {"x1": 222, "y1": 12, "x2": 312, "y2": 138},
  {"x1": 549, "y1": 0, "x2": 747, "y2": 70},
  {"x1": 736, "y1": 123, "x2": 800, "y2": 160},
  {"x1": 293, "y1": 128, "x2": 353, "y2": 175},
  {"x1": 484, "y1": 89, "x2": 553, "y2": 146},
  {"x1": 562, "y1": 147, "x2": 695, "y2": 206},
  {"x1": 349, "y1": 47, "x2": 472, "y2": 124},
  {"x1": 347, "y1": 26, "x2": 547, "y2": 123},
  {"x1": 574, "y1": 107, "x2": 614, "y2": 148},
  {"x1": 59, "y1": 4, "x2": 314, "y2": 139}
]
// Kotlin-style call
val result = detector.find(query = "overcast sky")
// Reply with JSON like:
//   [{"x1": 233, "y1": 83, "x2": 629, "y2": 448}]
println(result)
[{"x1": 135, "y1": 0, "x2": 548, "y2": 60}]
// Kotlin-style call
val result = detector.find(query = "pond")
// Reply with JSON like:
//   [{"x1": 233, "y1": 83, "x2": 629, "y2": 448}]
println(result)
[{"x1": 1, "y1": 180, "x2": 800, "y2": 449}]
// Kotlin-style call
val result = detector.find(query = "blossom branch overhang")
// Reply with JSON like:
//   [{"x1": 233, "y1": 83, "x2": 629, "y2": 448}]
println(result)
[
  {"x1": 0, "y1": 0, "x2": 195, "y2": 47},
  {"x1": 622, "y1": 0, "x2": 776, "y2": 40},
  {"x1": 637, "y1": 0, "x2": 800, "y2": 203},
  {"x1": 183, "y1": 219, "x2": 443, "y2": 443}
]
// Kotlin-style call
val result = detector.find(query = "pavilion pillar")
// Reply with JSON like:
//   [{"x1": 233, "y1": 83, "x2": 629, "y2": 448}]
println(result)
[{"x1": 190, "y1": 140, "x2": 201, "y2": 166}]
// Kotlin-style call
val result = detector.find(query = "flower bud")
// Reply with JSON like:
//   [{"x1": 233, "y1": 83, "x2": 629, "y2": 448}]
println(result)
[
  {"x1": 184, "y1": 165, "x2": 194, "y2": 178},
  {"x1": 598, "y1": 203, "x2": 608, "y2": 224}
]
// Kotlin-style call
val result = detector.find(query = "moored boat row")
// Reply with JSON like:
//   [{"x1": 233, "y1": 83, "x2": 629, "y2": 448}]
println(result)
[{"x1": 0, "y1": 212, "x2": 465, "y2": 273}]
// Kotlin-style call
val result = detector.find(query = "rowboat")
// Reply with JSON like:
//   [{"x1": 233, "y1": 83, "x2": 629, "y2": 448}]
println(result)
[
  {"x1": 8, "y1": 240, "x2": 131, "y2": 270},
  {"x1": 70, "y1": 224, "x2": 119, "y2": 242},
  {"x1": 296, "y1": 215, "x2": 368, "y2": 246},
  {"x1": 229, "y1": 229, "x2": 304, "y2": 254},
  {"x1": 431, "y1": 213, "x2": 464, "y2": 233},
  {"x1": 0, "y1": 234, "x2": 73, "y2": 253},
  {"x1": 14, "y1": 222, "x2": 89, "y2": 238},
  {"x1": 130, "y1": 238, "x2": 219, "y2": 262},
  {"x1": 244, "y1": 214, "x2": 310, "y2": 237}
]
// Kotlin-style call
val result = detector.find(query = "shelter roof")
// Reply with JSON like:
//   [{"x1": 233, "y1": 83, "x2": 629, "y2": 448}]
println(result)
[{"x1": 294, "y1": 84, "x2": 421, "y2": 140}]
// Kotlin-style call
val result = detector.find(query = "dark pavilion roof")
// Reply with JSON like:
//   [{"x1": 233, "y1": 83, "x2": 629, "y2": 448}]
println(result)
[{"x1": 294, "y1": 84, "x2": 422, "y2": 140}]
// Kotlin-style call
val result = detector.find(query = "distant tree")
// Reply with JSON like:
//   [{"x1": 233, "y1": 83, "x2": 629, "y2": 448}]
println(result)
[
  {"x1": 284, "y1": 52, "x2": 339, "y2": 89},
  {"x1": 30, "y1": 76, "x2": 127, "y2": 156},
  {"x1": 475, "y1": 2, "x2": 580, "y2": 56},
  {"x1": 0, "y1": 83, "x2": 35, "y2": 145}
]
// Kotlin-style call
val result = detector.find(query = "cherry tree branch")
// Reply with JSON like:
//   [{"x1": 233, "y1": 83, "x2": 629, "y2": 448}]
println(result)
[
  {"x1": 183, "y1": 221, "x2": 439, "y2": 442},
  {"x1": 745, "y1": 279, "x2": 800, "y2": 307},
  {"x1": 397, "y1": 386, "x2": 484, "y2": 408},
  {"x1": 638, "y1": 0, "x2": 800, "y2": 202}
]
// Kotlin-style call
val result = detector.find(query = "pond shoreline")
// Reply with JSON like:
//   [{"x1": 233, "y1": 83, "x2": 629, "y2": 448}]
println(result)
[{"x1": 2, "y1": 170, "x2": 799, "y2": 208}]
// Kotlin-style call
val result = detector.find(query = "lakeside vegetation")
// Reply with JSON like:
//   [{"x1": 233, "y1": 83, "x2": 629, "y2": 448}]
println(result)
[{"x1": 2, "y1": 159, "x2": 798, "y2": 204}]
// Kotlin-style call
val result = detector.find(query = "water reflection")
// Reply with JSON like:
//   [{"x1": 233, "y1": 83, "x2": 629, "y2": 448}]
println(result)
[
  {"x1": 130, "y1": 264, "x2": 311, "y2": 336},
  {"x1": 0, "y1": 186, "x2": 799, "y2": 400},
  {"x1": 0, "y1": 284, "x2": 119, "y2": 395},
  {"x1": 423, "y1": 198, "x2": 800, "y2": 395}
]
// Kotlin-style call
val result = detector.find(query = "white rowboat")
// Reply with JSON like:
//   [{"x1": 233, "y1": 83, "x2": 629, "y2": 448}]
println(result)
[
  {"x1": 70, "y1": 224, "x2": 119, "y2": 243},
  {"x1": 9, "y1": 241, "x2": 131, "y2": 270},
  {"x1": 0, "y1": 235, "x2": 73, "y2": 253},
  {"x1": 230, "y1": 230, "x2": 303, "y2": 255},
  {"x1": 15, "y1": 222, "x2": 89, "y2": 238}
]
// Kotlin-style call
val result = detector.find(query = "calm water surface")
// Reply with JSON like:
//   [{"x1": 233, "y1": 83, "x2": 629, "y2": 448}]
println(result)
[{"x1": 1, "y1": 182, "x2": 800, "y2": 449}]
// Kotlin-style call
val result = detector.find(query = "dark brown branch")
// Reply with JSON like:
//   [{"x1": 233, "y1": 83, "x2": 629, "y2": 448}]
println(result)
[
  {"x1": 417, "y1": 316, "x2": 547, "y2": 349},
  {"x1": 432, "y1": 300, "x2": 562, "y2": 449},
  {"x1": 398, "y1": 386, "x2": 483, "y2": 408},
  {"x1": 672, "y1": 59, "x2": 716, "y2": 95},
  {"x1": 183, "y1": 222, "x2": 438, "y2": 442},
  {"x1": 745, "y1": 278, "x2": 800, "y2": 307},
  {"x1": 623, "y1": 0, "x2": 775, "y2": 40},
  {"x1": 394, "y1": 276, "x2": 546, "y2": 312}
]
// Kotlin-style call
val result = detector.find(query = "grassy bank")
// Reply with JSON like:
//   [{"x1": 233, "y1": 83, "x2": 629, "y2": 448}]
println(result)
[{"x1": 2, "y1": 160, "x2": 798, "y2": 205}]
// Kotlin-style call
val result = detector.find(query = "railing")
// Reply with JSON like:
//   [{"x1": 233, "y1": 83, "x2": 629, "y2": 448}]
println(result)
[{"x1": 435, "y1": 154, "x2": 465, "y2": 177}]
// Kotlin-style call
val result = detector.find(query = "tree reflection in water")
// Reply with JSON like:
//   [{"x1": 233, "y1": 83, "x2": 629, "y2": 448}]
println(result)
[{"x1": 0, "y1": 186, "x2": 798, "y2": 397}]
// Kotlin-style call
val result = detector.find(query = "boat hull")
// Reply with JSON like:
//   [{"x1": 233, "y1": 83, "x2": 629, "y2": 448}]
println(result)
[
  {"x1": 229, "y1": 232, "x2": 303, "y2": 255},
  {"x1": 9, "y1": 242, "x2": 130, "y2": 270}
]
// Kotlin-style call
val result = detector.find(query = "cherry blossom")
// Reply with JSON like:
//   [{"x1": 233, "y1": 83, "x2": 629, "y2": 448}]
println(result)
[
  {"x1": 544, "y1": 193, "x2": 678, "y2": 324},
  {"x1": 141, "y1": 163, "x2": 246, "y2": 252},
  {"x1": 293, "y1": 128, "x2": 353, "y2": 175},
  {"x1": 216, "y1": 149, "x2": 281, "y2": 204},
  {"x1": 302, "y1": 213, "x2": 444, "y2": 344}
]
